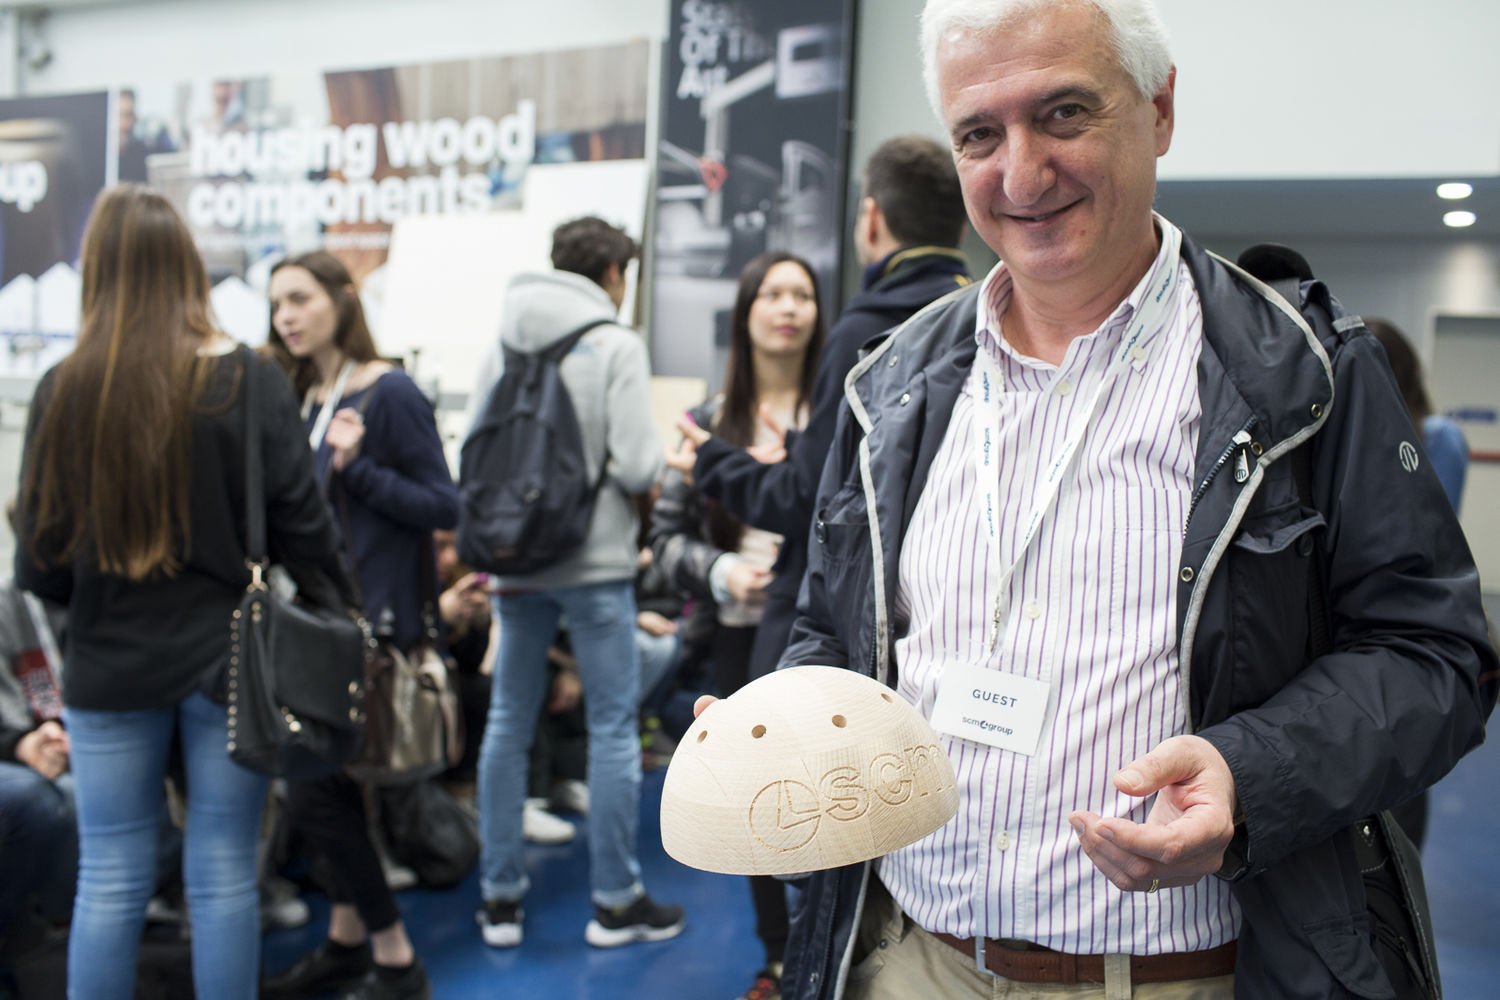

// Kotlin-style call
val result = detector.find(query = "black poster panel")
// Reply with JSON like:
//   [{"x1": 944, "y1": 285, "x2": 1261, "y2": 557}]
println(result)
[{"x1": 651, "y1": 0, "x2": 854, "y2": 386}]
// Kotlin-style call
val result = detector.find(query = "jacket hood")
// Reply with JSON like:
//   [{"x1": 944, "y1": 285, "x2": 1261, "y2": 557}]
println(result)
[
  {"x1": 845, "y1": 247, "x2": 972, "y2": 319},
  {"x1": 499, "y1": 270, "x2": 622, "y2": 352}
]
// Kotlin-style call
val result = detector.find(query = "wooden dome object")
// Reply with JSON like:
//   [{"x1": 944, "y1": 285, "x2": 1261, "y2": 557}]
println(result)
[{"x1": 660, "y1": 665, "x2": 959, "y2": 875}]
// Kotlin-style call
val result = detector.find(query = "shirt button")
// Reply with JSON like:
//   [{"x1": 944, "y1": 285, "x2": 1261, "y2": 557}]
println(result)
[
  {"x1": 995, "y1": 830, "x2": 1012, "y2": 851},
  {"x1": 1130, "y1": 345, "x2": 1147, "y2": 363},
  {"x1": 1055, "y1": 380, "x2": 1074, "y2": 396},
  {"x1": 1023, "y1": 601, "x2": 1042, "y2": 620}
]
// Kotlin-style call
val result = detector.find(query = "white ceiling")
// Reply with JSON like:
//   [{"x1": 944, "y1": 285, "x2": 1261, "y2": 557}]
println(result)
[{"x1": 1159, "y1": 178, "x2": 1500, "y2": 242}]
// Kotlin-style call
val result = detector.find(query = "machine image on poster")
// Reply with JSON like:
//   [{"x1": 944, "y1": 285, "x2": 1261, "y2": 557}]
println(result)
[{"x1": 651, "y1": 0, "x2": 852, "y2": 386}]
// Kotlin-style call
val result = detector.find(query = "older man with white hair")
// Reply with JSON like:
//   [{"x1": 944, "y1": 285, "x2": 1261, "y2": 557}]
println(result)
[{"x1": 771, "y1": 1, "x2": 1496, "y2": 998}]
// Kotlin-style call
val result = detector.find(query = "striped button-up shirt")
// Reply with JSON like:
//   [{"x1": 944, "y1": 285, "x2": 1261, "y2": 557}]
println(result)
[{"x1": 883, "y1": 233, "x2": 1241, "y2": 955}]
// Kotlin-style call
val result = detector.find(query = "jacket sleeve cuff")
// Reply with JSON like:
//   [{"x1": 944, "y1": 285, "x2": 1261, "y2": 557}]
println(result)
[
  {"x1": 0, "y1": 728, "x2": 25, "y2": 763},
  {"x1": 708, "y1": 553, "x2": 742, "y2": 605},
  {"x1": 1197, "y1": 724, "x2": 1271, "y2": 882},
  {"x1": 693, "y1": 437, "x2": 735, "y2": 493}
]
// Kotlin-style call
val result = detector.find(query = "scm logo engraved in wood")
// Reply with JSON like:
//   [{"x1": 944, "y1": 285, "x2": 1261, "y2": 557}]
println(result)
[{"x1": 747, "y1": 743, "x2": 954, "y2": 853}]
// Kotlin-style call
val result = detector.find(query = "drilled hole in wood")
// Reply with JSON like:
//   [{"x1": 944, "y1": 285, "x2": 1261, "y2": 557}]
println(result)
[
  {"x1": 751, "y1": 725, "x2": 767, "y2": 739},
  {"x1": 697, "y1": 730, "x2": 708, "y2": 743},
  {"x1": 880, "y1": 693, "x2": 894, "y2": 703},
  {"x1": 832, "y1": 715, "x2": 847, "y2": 728}
]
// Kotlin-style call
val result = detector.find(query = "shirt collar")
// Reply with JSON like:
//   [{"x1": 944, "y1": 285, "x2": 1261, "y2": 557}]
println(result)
[{"x1": 974, "y1": 214, "x2": 1182, "y2": 369}]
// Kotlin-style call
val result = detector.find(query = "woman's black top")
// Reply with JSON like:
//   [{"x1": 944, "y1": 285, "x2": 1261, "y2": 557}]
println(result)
[{"x1": 15, "y1": 347, "x2": 348, "y2": 711}]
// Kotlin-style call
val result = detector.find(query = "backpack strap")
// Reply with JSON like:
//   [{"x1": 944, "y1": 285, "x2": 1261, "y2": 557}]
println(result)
[
  {"x1": 1237, "y1": 242, "x2": 1313, "y2": 316},
  {"x1": 540, "y1": 317, "x2": 615, "y2": 365},
  {"x1": 537, "y1": 317, "x2": 617, "y2": 496}
]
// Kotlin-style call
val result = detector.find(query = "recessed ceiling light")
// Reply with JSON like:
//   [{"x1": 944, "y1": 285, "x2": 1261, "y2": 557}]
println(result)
[
  {"x1": 1444, "y1": 210, "x2": 1477, "y2": 228},
  {"x1": 1437, "y1": 182, "x2": 1474, "y2": 200}
]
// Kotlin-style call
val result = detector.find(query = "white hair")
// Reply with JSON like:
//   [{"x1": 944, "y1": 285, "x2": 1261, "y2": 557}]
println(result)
[{"x1": 919, "y1": 0, "x2": 1173, "y2": 122}]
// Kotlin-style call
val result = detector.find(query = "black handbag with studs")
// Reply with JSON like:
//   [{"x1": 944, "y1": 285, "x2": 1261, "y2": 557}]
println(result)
[{"x1": 227, "y1": 352, "x2": 370, "y2": 778}]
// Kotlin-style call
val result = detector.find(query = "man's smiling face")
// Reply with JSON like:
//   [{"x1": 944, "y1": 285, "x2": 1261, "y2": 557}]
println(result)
[{"x1": 937, "y1": 2, "x2": 1174, "y2": 300}]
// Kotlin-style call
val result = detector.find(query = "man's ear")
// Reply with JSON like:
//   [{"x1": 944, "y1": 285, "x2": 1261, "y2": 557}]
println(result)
[
  {"x1": 862, "y1": 196, "x2": 883, "y2": 245},
  {"x1": 1153, "y1": 65, "x2": 1177, "y2": 157}
]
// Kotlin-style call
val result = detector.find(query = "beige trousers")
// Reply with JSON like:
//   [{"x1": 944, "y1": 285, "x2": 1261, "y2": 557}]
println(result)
[{"x1": 845, "y1": 881, "x2": 1236, "y2": 1000}]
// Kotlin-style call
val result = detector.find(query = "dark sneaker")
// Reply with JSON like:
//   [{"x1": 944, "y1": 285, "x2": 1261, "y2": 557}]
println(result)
[
  {"x1": 477, "y1": 899, "x2": 523, "y2": 948},
  {"x1": 584, "y1": 894, "x2": 685, "y2": 947},
  {"x1": 337, "y1": 957, "x2": 432, "y2": 1000},
  {"x1": 737, "y1": 968, "x2": 781, "y2": 1000},
  {"x1": 262, "y1": 940, "x2": 372, "y2": 998}
]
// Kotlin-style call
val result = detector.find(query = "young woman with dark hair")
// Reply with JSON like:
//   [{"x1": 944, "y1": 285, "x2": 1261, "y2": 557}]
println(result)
[
  {"x1": 650, "y1": 250, "x2": 826, "y2": 1000},
  {"x1": 261, "y1": 250, "x2": 457, "y2": 1000},
  {"x1": 15, "y1": 184, "x2": 351, "y2": 1000}
]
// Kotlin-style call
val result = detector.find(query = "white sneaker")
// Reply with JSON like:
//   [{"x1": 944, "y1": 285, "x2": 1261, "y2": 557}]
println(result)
[
  {"x1": 261, "y1": 876, "x2": 310, "y2": 930},
  {"x1": 381, "y1": 858, "x2": 419, "y2": 891},
  {"x1": 523, "y1": 798, "x2": 576, "y2": 844},
  {"x1": 550, "y1": 778, "x2": 590, "y2": 816},
  {"x1": 478, "y1": 899, "x2": 523, "y2": 948}
]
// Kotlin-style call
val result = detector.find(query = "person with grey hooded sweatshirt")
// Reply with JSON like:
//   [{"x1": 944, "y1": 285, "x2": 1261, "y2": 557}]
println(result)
[{"x1": 469, "y1": 216, "x2": 683, "y2": 951}]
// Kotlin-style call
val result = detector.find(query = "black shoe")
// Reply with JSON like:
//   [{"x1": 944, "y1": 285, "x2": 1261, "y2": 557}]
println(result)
[
  {"x1": 584, "y1": 894, "x2": 685, "y2": 947},
  {"x1": 262, "y1": 940, "x2": 372, "y2": 998},
  {"x1": 337, "y1": 958, "x2": 431, "y2": 1000}
]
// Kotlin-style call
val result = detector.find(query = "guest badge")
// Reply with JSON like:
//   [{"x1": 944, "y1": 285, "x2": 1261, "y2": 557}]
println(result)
[{"x1": 930, "y1": 663, "x2": 1051, "y2": 756}]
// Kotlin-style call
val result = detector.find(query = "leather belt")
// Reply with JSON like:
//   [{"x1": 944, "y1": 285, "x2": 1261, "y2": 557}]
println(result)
[{"x1": 930, "y1": 932, "x2": 1237, "y2": 985}]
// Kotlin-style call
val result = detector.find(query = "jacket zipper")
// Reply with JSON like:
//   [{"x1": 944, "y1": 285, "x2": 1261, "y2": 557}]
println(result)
[{"x1": 1186, "y1": 417, "x2": 1258, "y2": 527}]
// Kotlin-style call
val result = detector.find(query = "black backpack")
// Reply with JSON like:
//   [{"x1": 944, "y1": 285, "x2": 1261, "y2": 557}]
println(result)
[{"x1": 458, "y1": 318, "x2": 612, "y2": 575}]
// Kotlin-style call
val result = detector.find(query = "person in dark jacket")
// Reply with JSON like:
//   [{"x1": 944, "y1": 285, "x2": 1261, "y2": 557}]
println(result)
[
  {"x1": 261, "y1": 250, "x2": 454, "y2": 1000},
  {"x1": 14, "y1": 184, "x2": 353, "y2": 1000},
  {"x1": 672, "y1": 135, "x2": 971, "y2": 685},
  {"x1": 653, "y1": 251, "x2": 827, "y2": 1000},
  {"x1": 718, "y1": 2, "x2": 1497, "y2": 998}
]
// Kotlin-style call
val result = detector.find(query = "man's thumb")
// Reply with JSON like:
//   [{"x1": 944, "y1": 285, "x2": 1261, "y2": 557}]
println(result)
[{"x1": 1115, "y1": 738, "x2": 1192, "y2": 795}]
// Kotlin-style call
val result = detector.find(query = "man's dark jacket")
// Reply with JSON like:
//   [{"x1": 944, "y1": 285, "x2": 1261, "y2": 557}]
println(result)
[
  {"x1": 776, "y1": 233, "x2": 1496, "y2": 999},
  {"x1": 693, "y1": 247, "x2": 971, "y2": 680}
]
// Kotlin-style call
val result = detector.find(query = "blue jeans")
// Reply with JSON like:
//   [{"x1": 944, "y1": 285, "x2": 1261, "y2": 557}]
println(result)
[
  {"x1": 479, "y1": 580, "x2": 643, "y2": 908},
  {"x1": 65, "y1": 692, "x2": 267, "y2": 1000}
]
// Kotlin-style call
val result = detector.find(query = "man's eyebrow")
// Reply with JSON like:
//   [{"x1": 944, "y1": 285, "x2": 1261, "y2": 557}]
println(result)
[
  {"x1": 949, "y1": 84, "x2": 1106, "y2": 136},
  {"x1": 949, "y1": 110, "x2": 994, "y2": 137},
  {"x1": 1035, "y1": 84, "x2": 1104, "y2": 107}
]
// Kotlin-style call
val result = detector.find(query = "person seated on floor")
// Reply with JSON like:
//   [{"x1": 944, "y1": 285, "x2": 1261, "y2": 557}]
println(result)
[
  {"x1": 0, "y1": 566, "x2": 75, "y2": 935},
  {"x1": 0, "y1": 717, "x2": 72, "y2": 995}
]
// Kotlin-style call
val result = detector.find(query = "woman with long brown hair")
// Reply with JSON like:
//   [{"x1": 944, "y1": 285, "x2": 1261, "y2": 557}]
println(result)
[
  {"x1": 14, "y1": 184, "x2": 350, "y2": 1000},
  {"x1": 260, "y1": 250, "x2": 453, "y2": 1000},
  {"x1": 649, "y1": 250, "x2": 826, "y2": 1000}
]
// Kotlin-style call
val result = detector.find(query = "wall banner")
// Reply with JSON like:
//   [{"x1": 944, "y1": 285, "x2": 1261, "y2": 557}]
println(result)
[{"x1": 0, "y1": 41, "x2": 650, "y2": 378}]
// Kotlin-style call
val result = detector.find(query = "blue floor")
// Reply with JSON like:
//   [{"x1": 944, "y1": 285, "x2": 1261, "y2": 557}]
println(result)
[
  {"x1": 263, "y1": 768, "x2": 764, "y2": 999},
  {"x1": 1422, "y1": 716, "x2": 1500, "y2": 1000},
  {"x1": 267, "y1": 734, "x2": 1500, "y2": 998}
]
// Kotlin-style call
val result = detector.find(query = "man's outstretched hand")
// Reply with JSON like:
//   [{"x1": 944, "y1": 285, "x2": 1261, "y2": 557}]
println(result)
[{"x1": 1069, "y1": 734, "x2": 1238, "y2": 892}]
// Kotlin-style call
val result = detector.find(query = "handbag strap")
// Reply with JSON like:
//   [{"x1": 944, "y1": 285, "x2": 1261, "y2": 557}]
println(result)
[{"x1": 243, "y1": 349, "x2": 269, "y2": 572}]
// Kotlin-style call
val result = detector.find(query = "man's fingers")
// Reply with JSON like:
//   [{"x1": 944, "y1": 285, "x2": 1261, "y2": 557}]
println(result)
[
  {"x1": 693, "y1": 694, "x2": 717, "y2": 718},
  {"x1": 1070, "y1": 813, "x2": 1159, "y2": 891}
]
